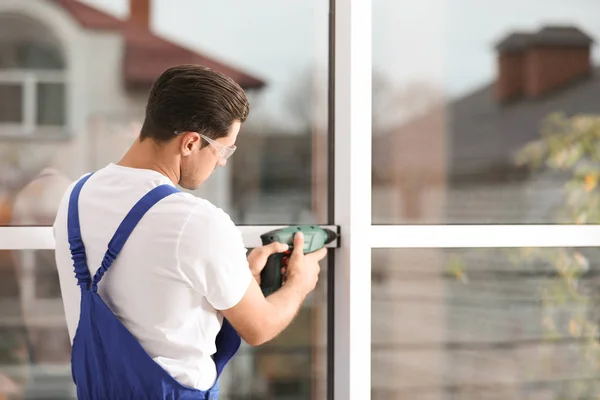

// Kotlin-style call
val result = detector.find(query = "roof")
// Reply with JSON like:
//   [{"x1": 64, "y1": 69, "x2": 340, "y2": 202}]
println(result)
[
  {"x1": 495, "y1": 32, "x2": 533, "y2": 52},
  {"x1": 47, "y1": 0, "x2": 265, "y2": 90},
  {"x1": 376, "y1": 67, "x2": 600, "y2": 182},
  {"x1": 449, "y1": 67, "x2": 600, "y2": 177},
  {"x1": 531, "y1": 26, "x2": 594, "y2": 47},
  {"x1": 496, "y1": 26, "x2": 594, "y2": 52}
]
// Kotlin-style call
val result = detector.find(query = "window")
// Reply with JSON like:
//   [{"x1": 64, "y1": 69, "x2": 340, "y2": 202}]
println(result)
[
  {"x1": 0, "y1": 14, "x2": 66, "y2": 136},
  {"x1": 0, "y1": 1, "x2": 329, "y2": 398},
  {"x1": 1, "y1": 1, "x2": 598, "y2": 399},
  {"x1": 372, "y1": 247, "x2": 600, "y2": 399},
  {"x1": 372, "y1": 0, "x2": 600, "y2": 225},
  {"x1": 365, "y1": 0, "x2": 600, "y2": 398}
]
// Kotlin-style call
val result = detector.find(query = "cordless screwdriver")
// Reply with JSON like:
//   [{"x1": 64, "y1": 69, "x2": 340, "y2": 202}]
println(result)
[{"x1": 259, "y1": 225, "x2": 338, "y2": 296}]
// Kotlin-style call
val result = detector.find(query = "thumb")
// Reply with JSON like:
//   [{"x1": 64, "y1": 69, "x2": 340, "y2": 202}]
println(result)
[{"x1": 291, "y1": 232, "x2": 304, "y2": 257}]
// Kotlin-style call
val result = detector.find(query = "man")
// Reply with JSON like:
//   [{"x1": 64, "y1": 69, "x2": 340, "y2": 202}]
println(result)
[{"x1": 53, "y1": 64, "x2": 326, "y2": 398}]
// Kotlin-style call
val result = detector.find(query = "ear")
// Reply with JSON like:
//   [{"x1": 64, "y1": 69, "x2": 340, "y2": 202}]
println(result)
[{"x1": 180, "y1": 132, "x2": 201, "y2": 156}]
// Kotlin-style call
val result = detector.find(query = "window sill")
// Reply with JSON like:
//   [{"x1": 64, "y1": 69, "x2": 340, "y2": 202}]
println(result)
[{"x1": 0, "y1": 126, "x2": 73, "y2": 141}]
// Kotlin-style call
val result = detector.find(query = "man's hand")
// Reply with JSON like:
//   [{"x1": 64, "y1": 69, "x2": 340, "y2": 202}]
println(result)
[
  {"x1": 222, "y1": 232, "x2": 327, "y2": 346},
  {"x1": 247, "y1": 242, "x2": 289, "y2": 284},
  {"x1": 284, "y1": 232, "x2": 326, "y2": 296}
]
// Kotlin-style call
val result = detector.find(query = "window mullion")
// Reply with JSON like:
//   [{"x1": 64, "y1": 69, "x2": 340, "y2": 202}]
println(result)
[{"x1": 23, "y1": 72, "x2": 37, "y2": 134}]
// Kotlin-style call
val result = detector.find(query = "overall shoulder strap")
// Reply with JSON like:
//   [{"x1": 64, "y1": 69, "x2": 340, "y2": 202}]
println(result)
[
  {"x1": 67, "y1": 173, "x2": 94, "y2": 290},
  {"x1": 90, "y1": 184, "x2": 180, "y2": 292}
]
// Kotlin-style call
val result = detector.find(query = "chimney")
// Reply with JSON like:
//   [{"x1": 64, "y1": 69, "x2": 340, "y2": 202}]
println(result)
[
  {"x1": 524, "y1": 26, "x2": 593, "y2": 98},
  {"x1": 494, "y1": 26, "x2": 594, "y2": 102},
  {"x1": 129, "y1": 0, "x2": 150, "y2": 29},
  {"x1": 494, "y1": 32, "x2": 532, "y2": 102}
]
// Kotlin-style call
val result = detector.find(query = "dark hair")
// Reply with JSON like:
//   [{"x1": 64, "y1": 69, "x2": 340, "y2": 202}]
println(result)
[{"x1": 140, "y1": 64, "x2": 249, "y2": 142}]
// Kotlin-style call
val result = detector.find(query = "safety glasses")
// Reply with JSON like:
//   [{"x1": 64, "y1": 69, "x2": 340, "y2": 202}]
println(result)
[{"x1": 174, "y1": 131, "x2": 237, "y2": 161}]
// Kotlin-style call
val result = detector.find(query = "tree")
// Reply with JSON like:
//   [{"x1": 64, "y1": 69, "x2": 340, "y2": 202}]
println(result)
[
  {"x1": 282, "y1": 67, "x2": 443, "y2": 136},
  {"x1": 515, "y1": 113, "x2": 600, "y2": 224},
  {"x1": 446, "y1": 113, "x2": 600, "y2": 399},
  {"x1": 508, "y1": 114, "x2": 600, "y2": 398},
  {"x1": 371, "y1": 71, "x2": 443, "y2": 135},
  {"x1": 514, "y1": 113, "x2": 600, "y2": 398}
]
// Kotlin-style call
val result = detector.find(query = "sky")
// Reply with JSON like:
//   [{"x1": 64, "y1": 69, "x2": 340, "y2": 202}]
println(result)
[
  {"x1": 373, "y1": 0, "x2": 600, "y2": 95},
  {"x1": 81, "y1": 0, "x2": 600, "y2": 125}
]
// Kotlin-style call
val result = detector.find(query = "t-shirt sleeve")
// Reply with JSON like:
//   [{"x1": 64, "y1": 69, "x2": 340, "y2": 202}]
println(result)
[{"x1": 177, "y1": 202, "x2": 252, "y2": 311}]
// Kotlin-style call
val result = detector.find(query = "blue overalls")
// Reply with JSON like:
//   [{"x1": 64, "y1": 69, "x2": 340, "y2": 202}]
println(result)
[{"x1": 67, "y1": 173, "x2": 241, "y2": 399}]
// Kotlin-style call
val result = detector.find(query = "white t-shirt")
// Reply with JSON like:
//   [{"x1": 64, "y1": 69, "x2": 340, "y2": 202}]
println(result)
[{"x1": 53, "y1": 163, "x2": 252, "y2": 390}]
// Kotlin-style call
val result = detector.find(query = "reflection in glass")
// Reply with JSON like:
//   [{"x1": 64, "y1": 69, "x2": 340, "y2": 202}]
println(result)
[
  {"x1": 0, "y1": 84, "x2": 22, "y2": 123},
  {"x1": 372, "y1": 248, "x2": 600, "y2": 399},
  {"x1": 0, "y1": 249, "x2": 74, "y2": 399},
  {"x1": 372, "y1": 0, "x2": 600, "y2": 224},
  {"x1": 37, "y1": 83, "x2": 65, "y2": 126},
  {"x1": 225, "y1": 291, "x2": 328, "y2": 399},
  {"x1": 0, "y1": 0, "x2": 329, "y2": 227},
  {"x1": 0, "y1": 12, "x2": 67, "y2": 140},
  {"x1": 0, "y1": 1, "x2": 329, "y2": 398}
]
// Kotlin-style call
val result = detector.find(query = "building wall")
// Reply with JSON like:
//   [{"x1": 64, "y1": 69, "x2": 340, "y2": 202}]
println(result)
[
  {"x1": 0, "y1": 1, "x2": 139, "y2": 181},
  {"x1": 447, "y1": 170, "x2": 566, "y2": 224},
  {"x1": 2, "y1": 1, "x2": 231, "y2": 211},
  {"x1": 371, "y1": 105, "x2": 448, "y2": 398}
]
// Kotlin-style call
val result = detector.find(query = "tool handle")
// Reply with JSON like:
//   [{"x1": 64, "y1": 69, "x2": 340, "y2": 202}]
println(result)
[{"x1": 260, "y1": 253, "x2": 284, "y2": 296}]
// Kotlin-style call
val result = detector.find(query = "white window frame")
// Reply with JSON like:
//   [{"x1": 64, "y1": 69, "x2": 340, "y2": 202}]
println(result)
[
  {"x1": 0, "y1": 1, "x2": 599, "y2": 399},
  {"x1": 0, "y1": 226, "x2": 341, "y2": 250},
  {"x1": 2, "y1": 225, "x2": 599, "y2": 251},
  {"x1": 333, "y1": 0, "x2": 372, "y2": 399},
  {"x1": 332, "y1": 1, "x2": 600, "y2": 400},
  {"x1": 0, "y1": 69, "x2": 67, "y2": 136}
]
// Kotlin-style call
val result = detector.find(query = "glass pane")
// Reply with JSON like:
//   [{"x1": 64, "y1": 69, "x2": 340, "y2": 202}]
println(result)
[
  {"x1": 0, "y1": 84, "x2": 22, "y2": 123},
  {"x1": 1, "y1": 2, "x2": 330, "y2": 397},
  {"x1": 0, "y1": 42, "x2": 65, "y2": 70},
  {"x1": 37, "y1": 83, "x2": 66, "y2": 126},
  {"x1": 0, "y1": 249, "x2": 75, "y2": 399},
  {"x1": 372, "y1": 248, "x2": 600, "y2": 399},
  {"x1": 0, "y1": 14, "x2": 65, "y2": 70},
  {"x1": 16, "y1": 43, "x2": 65, "y2": 70},
  {"x1": 372, "y1": 1, "x2": 600, "y2": 224},
  {"x1": 1, "y1": 0, "x2": 329, "y2": 226},
  {"x1": 225, "y1": 261, "x2": 328, "y2": 399},
  {"x1": 0, "y1": 249, "x2": 328, "y2": 399}
]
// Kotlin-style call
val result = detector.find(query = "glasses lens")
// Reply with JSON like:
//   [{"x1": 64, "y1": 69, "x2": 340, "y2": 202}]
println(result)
[
  {"x1": 220, "y1": 146, "x2": 234, "y2": 160},
  {"x1": 202, "y1": 134, "x2": 235, "y2": 160}
]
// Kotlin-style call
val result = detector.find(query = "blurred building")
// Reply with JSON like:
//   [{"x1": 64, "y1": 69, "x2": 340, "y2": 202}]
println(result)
[
  {"x1": 0, "y1": 0, "x2": 266, "y2": 398},
  {"x1": 373, "y1": 26, "x2": 597, "y2": 225},
  {"x1": 370, "y1": 25, "x2": 600, "y2": 399},
  {"x1": 448, "y1": 25, "x2": 596, "y2": 224},
  {"x1": 0, "y1": 0, "x2": 265, "y2": 217}
]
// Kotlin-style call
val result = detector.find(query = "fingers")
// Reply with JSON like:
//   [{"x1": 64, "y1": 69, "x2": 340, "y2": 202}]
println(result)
[
  {"x1": 305, "y1": 247, "x2": 327, "y2": 262},
  {"x1": 251, "y1": 242, "x2": 288, "y2": 259},
  {"x1": 264, "y1": 241, "x2": 289, "y2": 254}
]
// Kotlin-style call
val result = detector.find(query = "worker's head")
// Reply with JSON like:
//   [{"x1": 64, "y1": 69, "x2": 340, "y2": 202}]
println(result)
[{"x1": 139, "y1": 64, "x2": 249, "y2": 190}]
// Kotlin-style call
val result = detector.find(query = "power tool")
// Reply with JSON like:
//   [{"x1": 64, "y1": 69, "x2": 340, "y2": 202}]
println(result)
[{"x1": 259, "y1": 225, "x2": 338, "y2": 296}]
